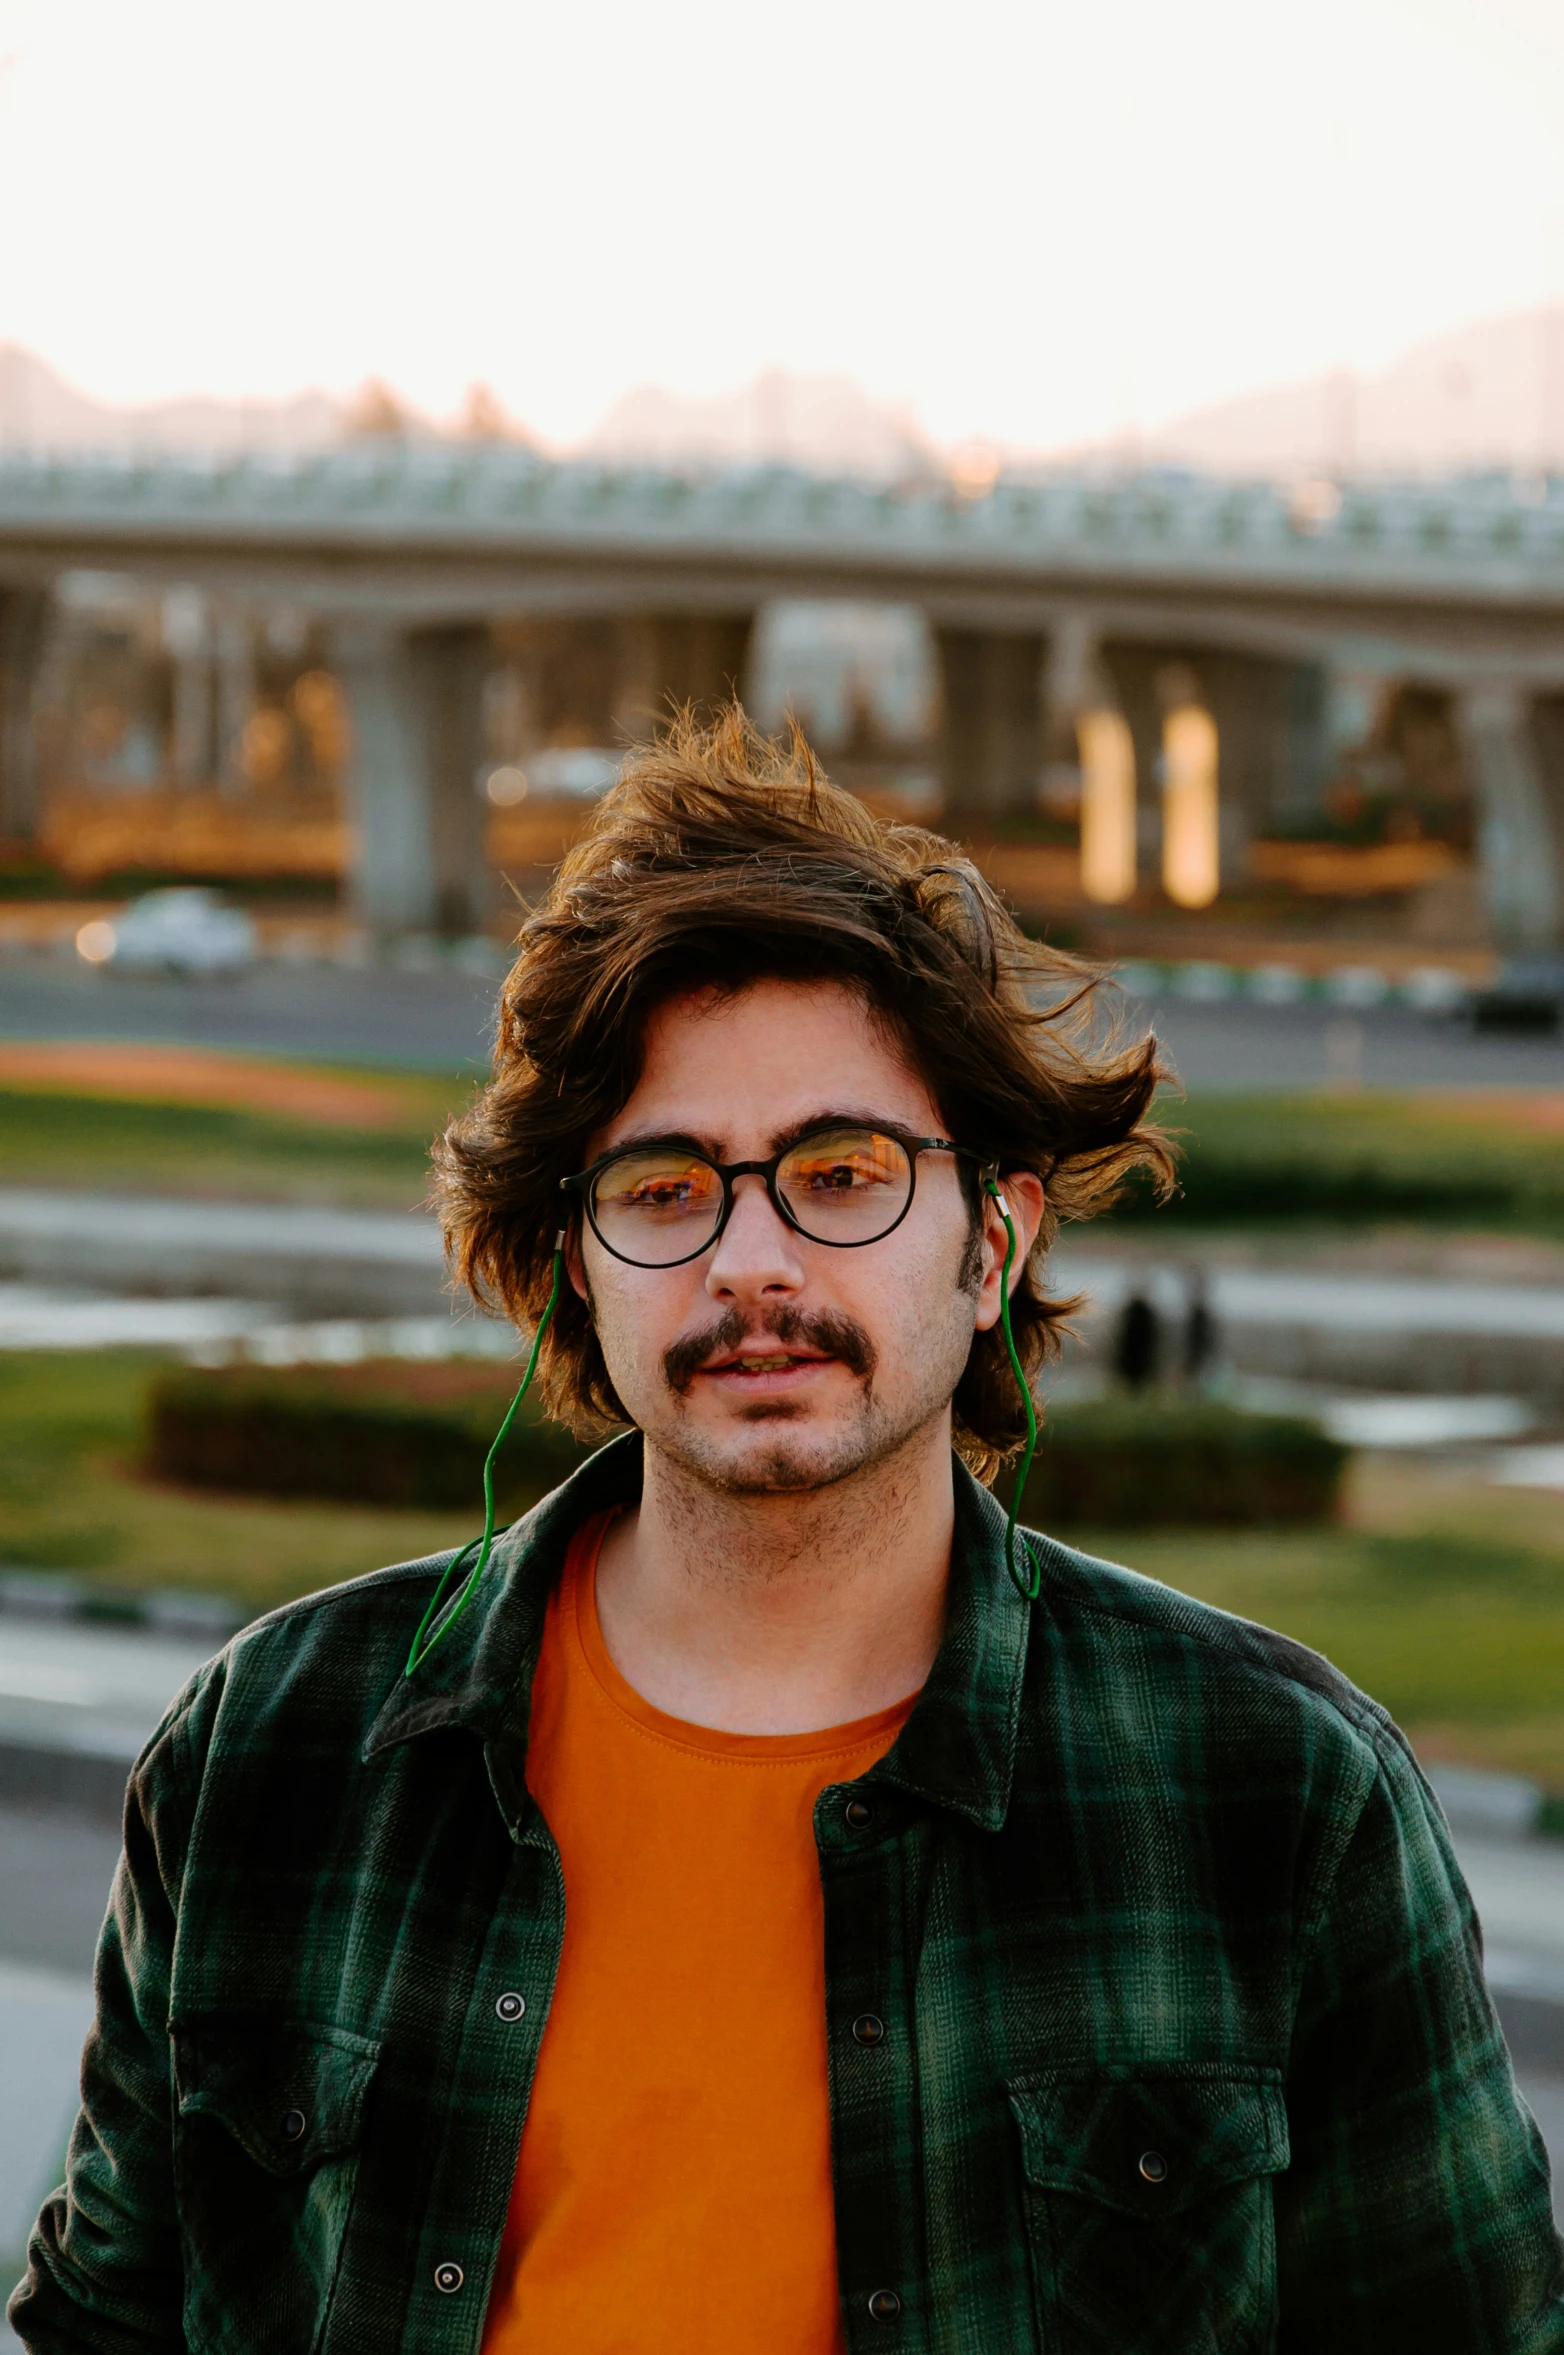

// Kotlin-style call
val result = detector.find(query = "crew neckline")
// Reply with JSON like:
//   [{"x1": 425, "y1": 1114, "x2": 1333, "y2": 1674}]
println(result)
[{"x1": 565, "y1": 1507, "x2": 919, "y2": 1763}]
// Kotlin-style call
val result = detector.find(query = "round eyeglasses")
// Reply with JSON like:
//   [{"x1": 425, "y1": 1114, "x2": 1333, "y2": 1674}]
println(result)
[{"x1": 561, "y1": 1123, "x2": 983, "y2": 1269}]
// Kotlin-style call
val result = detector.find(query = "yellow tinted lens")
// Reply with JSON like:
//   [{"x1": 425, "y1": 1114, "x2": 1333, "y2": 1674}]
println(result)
[
  {"x1": 778, "y1": 1128, "x2": 912, "y2": 1242},
  {"x1": 592, "y1": 1149, "x2": 722, "y2": 1263}
]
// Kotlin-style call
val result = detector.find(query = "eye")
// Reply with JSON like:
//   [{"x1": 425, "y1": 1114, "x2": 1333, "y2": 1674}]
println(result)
[
  {"x1": 797, "y1": 1155, "x2": 873, "y2": 1193},
  {"x1": 598, "y1": 1154, "x2": 720, "y2": 1220},
  {"x1": 781, "y1": 1131, "x2": 908, "y2": 1199},
  {"x1": 626, "y1": 1174, "x2": 698, "y2": 1208}
]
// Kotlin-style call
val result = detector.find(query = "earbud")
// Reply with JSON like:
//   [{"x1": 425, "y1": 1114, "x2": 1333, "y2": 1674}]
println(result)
[
  {"x1": 404, "y1": 1237, "x2": 567, "y2": 1677},
  {"x1": 984, "y1": 1177, "x2": 1042, "y2": 1604}
]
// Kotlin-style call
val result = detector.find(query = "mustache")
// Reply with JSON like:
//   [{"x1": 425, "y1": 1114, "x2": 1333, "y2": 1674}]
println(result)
[{"x1": 662, "y1": 1304, "x2": 878, "y2": 1395}]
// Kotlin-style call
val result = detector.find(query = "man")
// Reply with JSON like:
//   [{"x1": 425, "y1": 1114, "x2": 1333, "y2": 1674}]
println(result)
[{"x1": 13, "y1": 711, "x2": 1561, "y2": 2353}]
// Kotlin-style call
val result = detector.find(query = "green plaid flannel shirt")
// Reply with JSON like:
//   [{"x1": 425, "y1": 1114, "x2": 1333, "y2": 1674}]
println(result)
[{"x1": 11, "y1": 1435, "x2": 1564, "y2": 2353}]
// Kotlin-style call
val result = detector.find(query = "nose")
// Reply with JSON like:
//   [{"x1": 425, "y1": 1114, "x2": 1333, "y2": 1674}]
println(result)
[{"x1": 705, "y1": 1172, "x2": 806, "y2": 1304}]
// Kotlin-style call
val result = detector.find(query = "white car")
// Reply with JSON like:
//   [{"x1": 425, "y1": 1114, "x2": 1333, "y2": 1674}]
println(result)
[{"x1": 77, "y1": 888, "x2": 258, "y2": 978}]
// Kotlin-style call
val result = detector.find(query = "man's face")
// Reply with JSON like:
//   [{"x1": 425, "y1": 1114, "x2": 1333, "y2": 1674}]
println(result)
[{"x1": 569, "y1": 978, "x2": 997, "y2": 1497}]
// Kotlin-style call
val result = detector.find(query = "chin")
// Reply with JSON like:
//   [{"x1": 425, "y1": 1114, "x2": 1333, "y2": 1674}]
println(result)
[{"x1": 664, "y1": 1413, "x2": 881, "y2": 1498}]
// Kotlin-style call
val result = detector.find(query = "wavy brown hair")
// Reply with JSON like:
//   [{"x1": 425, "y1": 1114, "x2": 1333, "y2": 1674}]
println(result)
[{"x1": 434, "y1": 706, "x2": 1174, "y2": 1481}]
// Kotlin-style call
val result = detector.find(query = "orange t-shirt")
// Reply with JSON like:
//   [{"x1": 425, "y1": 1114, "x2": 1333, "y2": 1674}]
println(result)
[{"x1": 481, "y1": 1509, "x2": 915, "y2": 2355}]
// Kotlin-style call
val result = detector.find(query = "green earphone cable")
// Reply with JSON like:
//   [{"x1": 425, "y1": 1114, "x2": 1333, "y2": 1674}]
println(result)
[
  {"x1": 404, "y1": 1242, "x2": 565, "y2": 1678},
  {"x1": 986, "y1": 1179, "x2": 1042, "y2": 1604}
]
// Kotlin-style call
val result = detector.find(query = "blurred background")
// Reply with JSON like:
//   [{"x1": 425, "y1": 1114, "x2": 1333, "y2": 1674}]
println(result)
[{"x1": 8, "y1": 0, "x2": 1564, "y2": 2306}]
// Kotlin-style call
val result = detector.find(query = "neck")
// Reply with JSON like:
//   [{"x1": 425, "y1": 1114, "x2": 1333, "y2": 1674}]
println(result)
[{"x1": 592, "y1": 1419, "x2": 955, "y2": 1735}]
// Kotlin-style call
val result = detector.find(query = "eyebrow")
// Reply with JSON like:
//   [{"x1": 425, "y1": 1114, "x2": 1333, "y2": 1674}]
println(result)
[{"x1": 597, "y1": 1107, "x2": 932, "y2": 1164}]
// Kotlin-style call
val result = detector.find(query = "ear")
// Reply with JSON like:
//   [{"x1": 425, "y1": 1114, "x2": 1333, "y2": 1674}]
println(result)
[
  {"x1": 971, "y1": 1171, "x2": 1046, "y2": 1334},
  {"x1": 563, "y1": 1221, "x2": 591, "y2": 1308}
]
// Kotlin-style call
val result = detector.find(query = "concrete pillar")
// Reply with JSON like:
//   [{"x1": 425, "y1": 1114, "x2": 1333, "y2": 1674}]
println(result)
[
  {"x1": 0, "y1": 588, "x2": 51, "y2": 839},
  {"x1": 1100, "y1": 645, "x2": 1323, "y2": 891},
  {"x1": 934, "y1": 626, "x2": 1045, "y2": 826},
  {"x1": 336, "y1": 619, "x2": 493, "y2": 936},
  {"x1": 1322, "y1": 666, "x2": 1385, "y2": 773},
  {"x1": 1041, "y1": 611, "x2": 1101, "y2": 754},
  {"x1": 1273, "y1": 661, "x2": 1332, "y2": 830},
  {"x1": 1161, "y1": 703, "x2": 1221, "y2": 908},
  {"x1": 413, "y1": 626, "x2": 492, "y2": 935},
  {"x1": 1187, "y1": 651, "x2": 1314, "y2": 884},
  {"x1": 336, "y1": 620, "x2": 437, "y2": 934},
  {"x1": 1457, "y1": 682, "x2": 1562, "y2": 951},
  {"x1": 1043, "y1": 614, "x2": 1138, "y2": 902},
  {"x1": 1261, "y1": 655, "x2": 1391, "y2": 837},
  {"x1": 1077, "y1": 710, "x2": 1138, "y2": 903},
  {"x1": 213, "y1": 606, "x2": 256, "y2": 798},
  {"x1": 614, "y1": 613, "x2": 754, "y2": 741},
  {"x1": 1098, "y1": 644, "x2": 1169, "y2": 876},
  {"x1": 162, "y1": 587, "x2": 214, "y2": 788}
]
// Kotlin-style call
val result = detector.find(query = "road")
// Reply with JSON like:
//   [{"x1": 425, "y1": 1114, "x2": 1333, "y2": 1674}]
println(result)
[
  {"x1": 0, "y1": 960, "x2": 498, "y2": 1073},
  {"x1": 6, "y1": 958, "x2": 1564, "y2": 1090}
]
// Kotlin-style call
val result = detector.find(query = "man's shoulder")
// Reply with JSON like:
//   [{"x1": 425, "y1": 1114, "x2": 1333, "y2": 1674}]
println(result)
[
  {"x1": 1023, "y1": 1525, "x2": 1397, "y2": 1767},
  {"x1": 230, "y1": 1545, "x2": 463, "y2": 1678},
  {"x1": 243, "y1": 1545, "x2": 463, "y2": 1645},
  {"x1": 145, "y1": 1547, "x2": 467, "y2": 1770},
  {"x1": 146, "y1": 1447, "x2": 641, "y2": 1797}
]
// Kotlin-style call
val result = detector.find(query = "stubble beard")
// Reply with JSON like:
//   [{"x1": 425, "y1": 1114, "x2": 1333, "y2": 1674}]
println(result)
[
  {"x1": 655, "y1": 1301, "x2": 893, "y2": 1497},
  {"x1": 652, "y1": 1294, "x2": 972, "y2": 1500},
  {"x1": 592, "y1": 1211, "x2": 987, "y2": 1504}
]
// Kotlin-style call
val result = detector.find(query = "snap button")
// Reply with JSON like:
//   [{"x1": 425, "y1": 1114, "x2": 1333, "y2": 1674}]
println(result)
[
  {"x1": 433, "y1": 2262, "x2": 465, "y2": 2294},
  {"x1": 852, "y1": 2013, "x2": 886, "y2": 2046},
  {"x1": 495, "y1": 1991, "x2": 526, "y2": 2022},
  {"x1": 279, "y1": 2109, "x2": 306, "y2": 2142},
  {"x1": 1138, "y1": 2149, "x2": 1168, "y2": 2184},
  {"x1": 844, "y1": 1797, "x2": 873, "y2": 1830},
  {"x1": 867, "y1": 2287, "x2": 901, "y2": 2321}
]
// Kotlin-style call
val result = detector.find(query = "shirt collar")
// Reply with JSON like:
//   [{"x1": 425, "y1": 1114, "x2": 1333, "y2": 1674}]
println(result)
[{"x1": 364, "y1": 1434, "x2": 1032, "y2": 1834}]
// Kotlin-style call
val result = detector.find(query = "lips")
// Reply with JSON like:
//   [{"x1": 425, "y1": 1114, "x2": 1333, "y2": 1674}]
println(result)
[
  {"x1": 703, "y1": 1345, "x2": 833, "y2": 1375},
  {"x1": 662, "y1": 1306, "x2": 876, "y2": 1395}
]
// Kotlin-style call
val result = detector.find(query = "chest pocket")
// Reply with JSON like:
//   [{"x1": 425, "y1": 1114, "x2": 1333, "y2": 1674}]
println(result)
[
  {"x1": 173, "y1": 2016, "x2": 381, "y2": 2355},
  {"x1": 1007, "y1": 2064, "x2": 1288, "y2": 2355}
]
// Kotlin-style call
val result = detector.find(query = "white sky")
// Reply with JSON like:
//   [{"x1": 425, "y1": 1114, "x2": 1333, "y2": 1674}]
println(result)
[{"x1": 2, "y1": 0, "x2": 1564, "y2": 453}]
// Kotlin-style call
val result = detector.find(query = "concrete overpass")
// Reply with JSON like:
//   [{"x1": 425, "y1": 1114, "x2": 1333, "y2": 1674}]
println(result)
[{"x1": 3, "y1": 446, "x2": 1564, "y2": 944}]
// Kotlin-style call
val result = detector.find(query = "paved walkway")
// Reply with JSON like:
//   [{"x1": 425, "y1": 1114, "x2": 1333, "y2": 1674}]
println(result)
[
  {"x1": 1056, "y1": 1254, "x2": 1564, "y2": 1340},
  {"x1": 11, "y1": 1189, "x2": 1564, "y2": 1348},
  {"x1": 0, "y1": 1187, "x2": 447, "y2": 1318},
  {"x1": 1054, "y1": 1251, "x2": 1564, "y2": 1406},
  {"x1": 0, "y1": 1958, "x2": 96, "y2": 2290},
  {"x1": 0, "y1": 1617, "x2": 218, "y2": 1776},
  {"x1": 0, "y1": 1190, "x2": 439, "y2": 1266}
]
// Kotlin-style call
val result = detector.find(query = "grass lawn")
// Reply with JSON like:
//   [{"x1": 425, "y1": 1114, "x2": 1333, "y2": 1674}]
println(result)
[
  {"x1": 1122, "y1": 1087, "x2": 1564, "y2": 1232},
  {"x1": 4, "y1": 1348, "x2": 1564, "y2": 1790},
  {"x1": 1080, "y1": 1457, "x2": 1564, "y2": 1791},
  {"x1": 0, "y1": 1350, "x2": 480, "y2": 1613},
  {"x1": 0, "y1": 1047, "x2": 474, "y2": 1208},
  {"x1": 5, "y1": 1053, "x2": 1564, "y2": 1239}
]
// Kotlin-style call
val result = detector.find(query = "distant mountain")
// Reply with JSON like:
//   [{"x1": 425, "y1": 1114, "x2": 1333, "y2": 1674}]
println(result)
[
  {"x1": 0, "y1": 346, "x2": 931, "y2": 476},
  {"x1": 581, "y1": 368, "x2": 933, "y2": 478},
  {"x1": 0, "y1": 345, "x2": 344, "y2": 453},
  {"x1": 7, "y1": 309, "x2": 1564, "y2": 480},
  {"x1": 1128, "y1": 307, "x2": 1564, "y2": 480},
  {"x1": 577, "y1": 318, "x2": 1564, "y2": 482}
]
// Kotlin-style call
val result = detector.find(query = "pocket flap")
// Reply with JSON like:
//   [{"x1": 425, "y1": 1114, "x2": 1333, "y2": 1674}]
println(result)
[
  {"x1": 173, "y1": 2016, "x2": 381, "y2": 2179},
  {"x1": 1007, "y1": 2065, "x2": 1288, "y2": 2220}
]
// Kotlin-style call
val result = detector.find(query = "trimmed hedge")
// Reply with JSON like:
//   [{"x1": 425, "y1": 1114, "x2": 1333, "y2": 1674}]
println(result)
[
  {"x1": 1110, "y1": 1092, "x2": 1564, "y2": 1231},
  {"x1": 1010, "y1": 1399, "x2": 1347, "y2": 1528},
  {"x1": 150, "y1": 1369, "x2": 1345, "y2": 1533},
  {"x1": 146, "y1": 1361, "x2": 593, "y2": 1510},
  {"x1": 1113, "y1": 1154, "x2": 1519, "y2": 1226}
]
